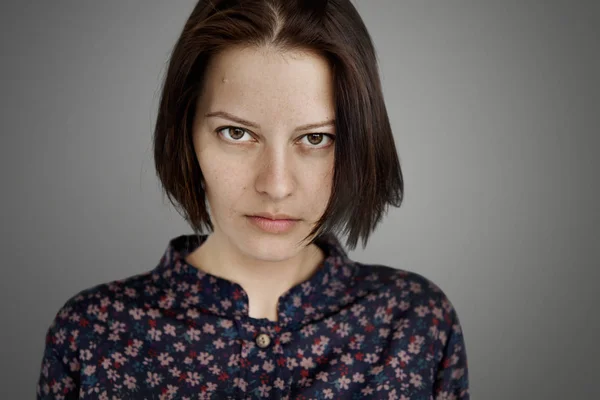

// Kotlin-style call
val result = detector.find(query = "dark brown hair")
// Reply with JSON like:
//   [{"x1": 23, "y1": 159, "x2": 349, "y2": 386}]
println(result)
[{"x1": 153, "y1": 0, "x2": 403, "y2": 250}]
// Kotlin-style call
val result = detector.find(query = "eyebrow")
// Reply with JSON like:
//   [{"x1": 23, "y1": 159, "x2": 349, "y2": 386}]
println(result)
[{"x1": 205, "y1": 111, "x2": 335, "y2": 132}]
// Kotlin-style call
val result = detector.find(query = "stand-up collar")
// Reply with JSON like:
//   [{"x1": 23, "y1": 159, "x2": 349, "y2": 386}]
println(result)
[{"x1": 151, "y1": 232, "x2": 359, "y2": 330}]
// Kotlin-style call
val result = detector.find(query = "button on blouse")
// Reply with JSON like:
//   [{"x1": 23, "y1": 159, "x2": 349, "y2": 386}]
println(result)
[{"x1": 37, "y1": 232, "x2": 469, "y2": 399}]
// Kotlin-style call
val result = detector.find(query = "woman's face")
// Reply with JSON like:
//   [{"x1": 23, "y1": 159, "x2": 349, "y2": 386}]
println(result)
[{"x1": 192, "y1": 45, "x2": 335, "y2": 262}]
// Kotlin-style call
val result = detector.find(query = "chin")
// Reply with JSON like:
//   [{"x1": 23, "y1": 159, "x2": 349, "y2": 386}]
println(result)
[{"x1": 227, "y1": 226, "x2": 306, "y2": 262}]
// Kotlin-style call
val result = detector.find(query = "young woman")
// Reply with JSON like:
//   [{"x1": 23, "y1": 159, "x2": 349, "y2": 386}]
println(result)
[{"x1": 37, "y1": 1, "x2": 469, "y2": 398}]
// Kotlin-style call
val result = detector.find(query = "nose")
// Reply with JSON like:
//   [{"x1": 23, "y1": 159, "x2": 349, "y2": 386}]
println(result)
[{"x1": 254, "y1": 146, "x2": 296, "y2": 201}]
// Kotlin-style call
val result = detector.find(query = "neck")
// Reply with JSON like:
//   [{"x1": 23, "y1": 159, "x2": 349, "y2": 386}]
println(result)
[{"x1": 185, "y1": 232, "x2": 325, "y2": 321}]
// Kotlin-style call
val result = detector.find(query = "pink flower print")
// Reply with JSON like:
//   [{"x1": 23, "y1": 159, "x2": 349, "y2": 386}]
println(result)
[
  {"x1": 408, "y1": 335, "x2": 425, "y2": 354},
  {"x1": 158, "y1": 295, "x2": 174, "y2": 309},
  {"x1": 83, "y1": 365, "x2": 96, "y2": 376},
  {"x1": 110, "y1": 321, "x2": 127, "y2": 334},
  {"x1": 53, "y1": 328, "x2": 67, "y2": 345},
  {"x1": 379, "y1": 328, "x2": 390, "y2": 338},
  {"x1": 398, "y1": 350, "x2": 411, "y2": 364},
  {"x1": 112, "y1": 300, "x2": 124, "y2": 312},
  {"x1": 395, "y1": 367, "x2": 407, "y2": 381},
  {"x1": 350, "y1": 303, "x2": 365, "y2": 316},
  {"x1": 409, "y1": 372, "x2": 423, "y2": 388},
  {"x1": 364, "y1": 353, "x2": 379, "y2": 364},
  {"x1": 148, "y1": 327, "x2": 162, "y2": 341},
  {"x1": 93, "y1": 324, "x2": 106, "y2": 335},
  {"x1": 324, "y1": 318, "x2": 336, "y2": 329},
  {"x1": 174, "y1": 342, "x2": 186, "y2": 352},
  {"x1": 163, "y1": 323, "x2": 176, "y2": 336},
  {"x1": 233, "y1": 377, "x2": 248, "y2": 392},
  {"x1": 337, "y1": 322, "x2": 350, "y2": 337},
  {"x1": 111, "y1": 352, "x2": 126, "y2": 365},
  {"x1": 101, "y1": 358, "x2": 112, "y2": 370},
  {"x1": 312, "y1": 342, "x2": 326, "y2": 355},
  {"x1": 274, "y1": 377, "x2": 285, "y2": 390},
  {"x1": 186, "y1": 371, "x2": 200, "y2": 386},
  {"x1": 79, "y1": 349, "x2": 92, "y2": 361},
  {"x1": 220, "y1": 299, "x2": 232, "y2": 310},
  {"x1": 158, "y1": 352, "x2": 174, "y2": 366},
  {"x1": 436, "y1": 391, "x2": 458, "y2": 400},
  {"x1": 452, "y1": 367, "x2": 465, "y2": 380},
  {"x1": 410, "y1": 282, "x2": 422, "y2": 294},
  {"x1": 341, "y1": 353, "x2": 354, "y2": 365},
  {"x1": 304, "y1": 305, "x2": 316, "y2": 315},
  {"x1": 68, "y1": 358, "x2": 80, "y2": 373},
  {"x1": 399, "y1": 300, "x2": 410, "y2": 311},
  {"x1": 219, "y1": 319, "x2": 233, "y2": 329},
  {"x1": 352, "y1": 372, "x2": 365, "y2": 383},
  {"x1": 124, "y1": 344, "x2": 139, "y2": 357},
  {"x1": 316, "y1": 371, "x2": 329, "y2": 382},
  {"x1": 258, "y1": 384, "x2": 272, "y2": 398},
  {"x1": 369, "y1": 365, "x2": 384, "y2": 376},
  {"x1": 227, "y1": 353, "x2": 240, "y2": 367},
  {"x1": 202, "y1": 323, "x2": 216, "y2": 334},
  {"x1": 206, "y1": 382, "x2": 217, "y2": 391},
  {"x1": 375, "y1": 306, "x2": 386, "y2": 319},
  {"x1": 337, "y1": 375, "x2": 351, "y2": 390},
  {"x1": 213, "y1": 338, "x2": 226, "y2": 349},
  {"x1": 323, "y1": 388, "x2": 334, "y2": 399},
  {"x1": 197, "y1": 352, "x2": 214, "y2": 365},
  {"x1": 293, "y1": 295, "x2": 302, "y2": 307},
  {"x1": 186, "y1": 327, "x2": 200, "y2": 341},
  {"x1": 166, "y1": 384, "x2": 178, "y2": 396},
  {"x1": 106, "y1": 369, "x2": 120, "y2": 381},
  {"x1": 286, "y1": 357, "x2": 298, "y2": 369},
  {"x1": 414, "y1": 305, "x2": 430, "y2": 317},
  {"x1": 208, "y1": 364, "x2": 221, "y2": 375},
  {"x1": 262, "y1": 359, "x2": 275, "y2": 373},
  {"x1": 300, "y1": 324, "x2": 316, "y2": 337},
  {"x1": 300, "y1": 357, "x2": 315, "y2": 369}
]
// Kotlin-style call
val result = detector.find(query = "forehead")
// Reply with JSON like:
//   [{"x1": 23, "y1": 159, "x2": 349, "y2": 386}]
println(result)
[{"x1": 199, "y1": 46, "x2": 335, "y2": 125}]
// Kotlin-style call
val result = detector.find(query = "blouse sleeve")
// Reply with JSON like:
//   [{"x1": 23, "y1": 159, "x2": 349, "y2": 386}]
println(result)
[
  {"x1": 433, "y1": 302, "x2": 470, "y2": 399},
  {"x1": 36, "y1": 300, "x2": 81, "y2": 399}
]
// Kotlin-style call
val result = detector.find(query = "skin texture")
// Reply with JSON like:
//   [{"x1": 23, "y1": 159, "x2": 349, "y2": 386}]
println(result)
[{"x1": 186, "y1": 45, "x2": 336, "y2": 321}]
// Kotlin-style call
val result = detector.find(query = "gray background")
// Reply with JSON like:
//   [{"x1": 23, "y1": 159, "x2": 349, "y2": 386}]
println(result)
[{"x1": 1, "y1": 1, "x2": 599, "y2": 398}]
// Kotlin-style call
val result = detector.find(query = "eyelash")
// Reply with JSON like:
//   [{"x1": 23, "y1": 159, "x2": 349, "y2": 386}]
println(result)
[{"x1": 216, "y1": 126, "x2": 335, "y2": 149}]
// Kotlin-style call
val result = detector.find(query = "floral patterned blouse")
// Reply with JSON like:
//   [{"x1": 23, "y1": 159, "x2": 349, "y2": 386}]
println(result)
[{"x1": 37, "y1": 233, "x2": 469, "y2": 399}]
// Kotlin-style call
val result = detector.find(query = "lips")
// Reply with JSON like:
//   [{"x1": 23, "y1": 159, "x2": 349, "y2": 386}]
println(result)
[
  {"x1": 250, "y1": 212, "x2": 299, "y2": 221},
  {"x1": 246, "y1": 214, "x2": 299, "y2": 233}
]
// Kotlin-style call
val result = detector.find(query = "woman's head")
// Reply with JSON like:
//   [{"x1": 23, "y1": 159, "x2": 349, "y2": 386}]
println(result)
[{"x1": 154, "y1": 0, "x2": 403, "y2": 253}]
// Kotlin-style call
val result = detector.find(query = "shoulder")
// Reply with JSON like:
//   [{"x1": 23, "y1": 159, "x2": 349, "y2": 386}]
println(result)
[
  {"x1": 352, "y1": 261, "x2": 464, "y2": 328},
  {"x1": 352, "y1": 262, "x2": 469, "y2": 390},
  {"x1": 43, "y1": 269, "x2": 157, "y2": 353},
  {"x1": 354, "y1": 262, "x2": 452, "y2": 301}
]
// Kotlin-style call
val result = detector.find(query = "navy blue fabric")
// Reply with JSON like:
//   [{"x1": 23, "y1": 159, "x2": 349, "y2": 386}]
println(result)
[{"x1": 37, "y1": 233, "x2": 469, "y2": 399}]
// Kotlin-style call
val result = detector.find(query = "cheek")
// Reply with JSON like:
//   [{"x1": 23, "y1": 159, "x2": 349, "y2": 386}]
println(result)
[
  {"x1": 199, "y1": 155, "x2": 249, "y2": 211},
  {"x1": 310, "y1": 160, "x2": 334, "y2": 205}
]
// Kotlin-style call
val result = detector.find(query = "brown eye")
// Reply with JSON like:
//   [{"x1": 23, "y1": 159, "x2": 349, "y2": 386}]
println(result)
[
  {"x1": 218, "y1": 126, "x2": 252, "y2": 142},
  {"x1": 300, "y1": 133, "x2": 334, "y2": 148},
  {"x1": 307, "y1": 134, "x2": 323, "y2": 145},
  {"x1": 230, "y1": 128, "x2": 245, "y2": 140}
]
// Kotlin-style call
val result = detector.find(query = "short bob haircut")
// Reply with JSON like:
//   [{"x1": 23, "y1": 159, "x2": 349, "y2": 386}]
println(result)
[{"x1": 153, "y1": 0, "x2": 403, "y2": 250}]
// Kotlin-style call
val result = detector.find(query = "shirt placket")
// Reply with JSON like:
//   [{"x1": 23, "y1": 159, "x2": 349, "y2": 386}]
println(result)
[{"x1": 234, "y1": 318, "x2": 293, "y2": 398}]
